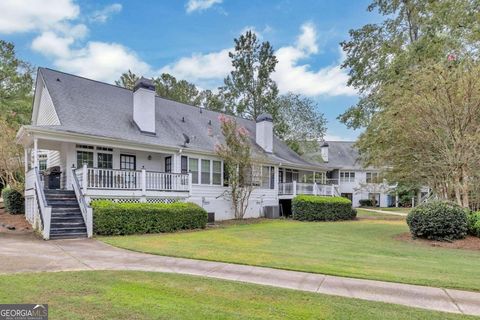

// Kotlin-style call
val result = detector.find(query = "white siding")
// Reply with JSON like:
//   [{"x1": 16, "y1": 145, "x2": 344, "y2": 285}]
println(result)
[{"x1": 35, "y1": 83, "x2": 60, "y2": 125}]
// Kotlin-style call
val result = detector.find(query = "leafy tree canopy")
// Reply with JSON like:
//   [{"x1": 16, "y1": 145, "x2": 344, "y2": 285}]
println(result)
[
  {"x1": 339, "y1": 0, "x2": 480, "y2": 129},
  {"x1": 0, "y1": 40, "x2": 34, "y2": 126}
]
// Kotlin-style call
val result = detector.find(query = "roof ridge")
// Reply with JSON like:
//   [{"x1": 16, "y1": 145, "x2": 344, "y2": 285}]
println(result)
[{"x1": 39, "y1": 67, "x2": 255, "y2": 123}]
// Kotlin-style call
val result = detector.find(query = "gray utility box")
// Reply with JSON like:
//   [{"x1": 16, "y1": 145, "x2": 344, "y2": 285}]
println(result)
[{"x1": 263, "y1": 205, "x2": 280, "y2": 219}]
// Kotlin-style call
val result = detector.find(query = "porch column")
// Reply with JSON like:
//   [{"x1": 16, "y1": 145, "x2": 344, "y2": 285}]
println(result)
[
  {"x1": 173, "y1": 154, "x2": 182, "y2": 173},
  {"x1": 293, "y1": 181, "x2": 297, "y2": 196},
  {"x1": 24, "y1": 148, "x2": 29, "y2": 173},
  {"x1": 33, "y1": 138, "x2": 38, "y2": 168}
]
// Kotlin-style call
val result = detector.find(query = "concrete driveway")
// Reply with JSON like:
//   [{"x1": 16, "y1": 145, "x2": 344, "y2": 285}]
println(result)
[{"x1": 1, "y1": 233, "x2": 479, "y2": 317}]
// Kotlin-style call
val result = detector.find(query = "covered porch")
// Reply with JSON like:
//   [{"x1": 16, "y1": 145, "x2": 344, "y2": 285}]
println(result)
[
  {"x1": 20, "y1": 131, "x2": 192, "y2": 203},
  {"x1": 277, "y1": 167, "x2": 339, "y2": 199}
]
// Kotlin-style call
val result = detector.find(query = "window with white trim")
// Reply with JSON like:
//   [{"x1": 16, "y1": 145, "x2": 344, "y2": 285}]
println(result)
[
  {"x1": 201, "y1": 159, "x2": 211, "y2": 184},
  {"x1": 340, "y1": 171, "x2": 355, "y2": 183},
  {"x1": 212, "y1": 160, "x2": 222, "y2": 185},
  {"x1": 189, "y1": 158, "x2": 199, "y2": 184}
]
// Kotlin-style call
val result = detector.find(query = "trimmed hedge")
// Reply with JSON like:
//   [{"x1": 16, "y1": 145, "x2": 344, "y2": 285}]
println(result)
[
  {"x1": 467, "y1": 211, "x2": 480, "y2": 237},
  {"x1": 406, "y1": 201, "x2": 468, "y2": 241},
  {"x1": 1, "y1": 188, "x2": 24, "y2": 214},
  {"x1": 359, "y1": 199, "x2": 376, "y2": 207},
  {"x1": 292, "y1": 195, "x2": 356, "y2": 221},
  {"x1": 92, "y1": 201, "x2": 208, "y2": 235}
]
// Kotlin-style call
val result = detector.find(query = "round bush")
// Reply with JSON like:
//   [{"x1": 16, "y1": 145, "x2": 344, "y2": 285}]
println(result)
[
  {"x1": 467, "y1": 211, "x2": 480, "y2": 237},
  {"x1": 406, "y1": 201, "x2": 468, "y2": 241},
  {"x1": 1, "y1": 188, "x2": 24, "y2": 214}
]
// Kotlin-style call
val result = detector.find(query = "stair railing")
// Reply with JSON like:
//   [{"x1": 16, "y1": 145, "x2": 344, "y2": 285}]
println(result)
[
  {"x1": 34, "y1": 167, "x2": 52, "y2": 239},
  {"x1": 71, "y1": 167, "x2": 93, "y2": 237}
]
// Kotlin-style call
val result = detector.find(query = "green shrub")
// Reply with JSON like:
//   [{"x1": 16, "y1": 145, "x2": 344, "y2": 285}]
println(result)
[
  {"x1": 406, "y1": 201, "x2": 468, "y2": 241},
  {"x1": 467, "y1": 211, "x2": 480, "y2": 237},
  {"x1": 1, "y1": 188, "x2": 24, "y2": 214},
  {"x1": 359, "y1": 199, "x2": 375, "y2": 207},
  {"x1": 292, "y1": 195, "x2": 356, "y2": 221},
  {"x1": 92, "y1": 201, "x2": 208, "y2": 236}
]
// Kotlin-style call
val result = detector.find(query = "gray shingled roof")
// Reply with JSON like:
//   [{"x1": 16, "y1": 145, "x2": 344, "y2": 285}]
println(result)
[
  {"x1": 304, "y1": 141, "x2": 373, "y2": 170},
  {"x1": 33, "y1": 68, "x2": 323, "y2": 170}
]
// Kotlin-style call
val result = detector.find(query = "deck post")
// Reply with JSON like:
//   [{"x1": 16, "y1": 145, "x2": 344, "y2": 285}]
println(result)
[
  {"x1": 141, "y1": 169, "x2": 147, "y2": 196},
  {"x1": 82, "y1": 163, "x2": 88, "y2": 194},
  {"x1": 313, "y1": 182, "x2": 318, "y2": 196},
  {"x1": 33, "y1": 138, "x2": 38, "y2": 168},
  {"x1": 188, "y1": 172, "x2": 192, "y2": 192},
  {"x1": 293, "y1": 181, "x2": 297, "y2": 196}
]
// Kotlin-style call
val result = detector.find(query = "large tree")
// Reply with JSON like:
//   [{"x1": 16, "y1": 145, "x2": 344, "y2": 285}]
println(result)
[
  {"x1": 0, "y1": 40, "x2": 34, "y2": 126},
  {"x1": 357, "y1": 59, "x2": 480, "y2": 208},
  {"x1": 274, "y1": 93, "x2": 326, "y2": 155},
  {"x1": 115, "y1": 71, "x2": 203, "y2": 106},
  {"x1": 220, "y1": 30, "x2": 279, "y2": 120},
  {"x1": 339, "y1": 0, "x2": 480, "y2": 129},
  {"x1": 115, "y1": 70, "x2": 139, "y2": 90}
]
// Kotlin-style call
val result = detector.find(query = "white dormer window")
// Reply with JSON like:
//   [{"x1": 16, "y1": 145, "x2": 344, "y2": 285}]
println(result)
[{"x1": 340, "y1": 171, "x2": 355, "y2": 183}]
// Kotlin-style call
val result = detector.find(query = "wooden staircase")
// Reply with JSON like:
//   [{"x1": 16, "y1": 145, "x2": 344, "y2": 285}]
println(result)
[{"x1": 44, "y1": 190, "x2": 87, "y2": 239}]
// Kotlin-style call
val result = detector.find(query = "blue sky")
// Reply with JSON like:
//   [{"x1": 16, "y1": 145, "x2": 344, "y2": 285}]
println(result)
[{"x1": 0, "y1": 0, "x2": 380, "y2": 140}]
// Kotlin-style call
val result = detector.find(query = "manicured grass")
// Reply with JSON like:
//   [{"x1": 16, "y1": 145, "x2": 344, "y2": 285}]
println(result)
[
  {"x1": 102, "y1": 211, "x2": 480, "y2": 291},
  {"x1": 378, "y1": 207, "x2": 411, "y2": 214},
  {"x1": 0, "y1": 271, "x2": 474, "y2": 320}
]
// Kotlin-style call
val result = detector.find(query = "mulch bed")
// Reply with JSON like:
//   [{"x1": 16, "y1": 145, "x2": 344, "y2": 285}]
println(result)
[
  {"x1": 396, "y1": 232, "x2": 480, "y2": 251},
  {"x1": 0, "y1": 208, "x2": 31, "y2": 234}
]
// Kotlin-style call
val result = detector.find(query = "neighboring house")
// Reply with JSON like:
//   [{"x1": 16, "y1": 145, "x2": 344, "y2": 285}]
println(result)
[
  {"x1": 16, "y1": 68, "x2": 334, "y2": 239},
  {"x1": 306, "y1": 141, "x2": 396, "y2": 208}
]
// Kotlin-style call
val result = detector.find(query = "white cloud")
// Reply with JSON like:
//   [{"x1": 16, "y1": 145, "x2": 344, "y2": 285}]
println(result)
[
  {"x1": 296, "y1": 22, "x2": 318, "y2": 54},
  {"x1": 0, "y1": 0, "x2": 79, "y2": 34},
  {"x1": 90, "y1": 3, "x2": 122, "y2": 23},
  {"x1": 31, "y1": 31, "x2": 150, "y2": 82},
  {"x1": 31, "y1": 32, "x2": 74, "y2": 58},
  {"x1": 185, "y1": 0, "x2": 222, "y2": 13},
  {"x1": 0, "y1": 0, "x2": 147, "y2": 83},
  {"x1": 273, "y1": 23, "x2": 356, "y2": 97},
  {"x1": 159, "y1": 48, "x2": 231, "y2": 86}
]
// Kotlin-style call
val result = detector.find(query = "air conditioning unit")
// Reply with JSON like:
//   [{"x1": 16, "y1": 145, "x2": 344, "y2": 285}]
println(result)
[{"x1": 263, "y1": 206, "x2": 280, "y2": 219}]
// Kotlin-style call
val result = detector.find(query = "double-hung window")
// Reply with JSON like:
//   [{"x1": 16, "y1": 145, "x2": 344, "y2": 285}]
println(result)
[
  {"x1": 189, "y1": 158, "x2": 199, "y2": 184},
  {"x1": 212, "y1": 161, "x2": 222, "y2": 185},
  {"x1": 340, "y1": 171, "x2": 355, "y2": 183},
  {"x1": 201, "y1": 159, "x2": 211, "y2": 184}
]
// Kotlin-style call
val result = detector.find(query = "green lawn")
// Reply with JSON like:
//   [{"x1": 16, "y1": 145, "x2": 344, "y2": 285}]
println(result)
[
  {"x1": 102, "y1": 210, "x2": 480, "y2": 291},
  {"x1": 0, "y1": 271, "x2": 474, "y2": 320}
]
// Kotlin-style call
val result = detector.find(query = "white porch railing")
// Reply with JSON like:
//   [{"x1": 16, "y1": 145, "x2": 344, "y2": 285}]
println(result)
[
  {"x1": 71, "y1": 167, "x2": 93, "y2": 237},
  {"x1": 75, "y1": 165, "x2": 191, "y2": 192},
  {"x1": 33, "y1": 167, "x2": 52, "y2": 239},
  {"x1": 278, "y1": 181, "x2": 339, "y2": 197}
]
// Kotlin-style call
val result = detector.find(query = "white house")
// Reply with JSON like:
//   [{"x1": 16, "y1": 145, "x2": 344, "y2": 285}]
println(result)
[
  {"x1": 16, "y1": 68, "x2": 336, "y2": 240},
  {"x1": 307, "y1": 141, "x2": 396, "y2": 208}
]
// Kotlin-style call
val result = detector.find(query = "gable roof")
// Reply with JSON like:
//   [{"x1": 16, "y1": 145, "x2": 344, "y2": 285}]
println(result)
[
  {"x1": 304, "y1": 141, "x2": 377, "y2": 171},
  {"x1": 29, "y1": 67, "x2": 323, "y2": 170}
]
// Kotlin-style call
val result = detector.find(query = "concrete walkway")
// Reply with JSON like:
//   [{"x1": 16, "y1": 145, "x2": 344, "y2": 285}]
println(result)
[
  {"x1": 360, "y1": 208, "x2": 408, "y2": 216},
  {"x1": 1, "y1": 233, "x2": 479, "y2": 317}
]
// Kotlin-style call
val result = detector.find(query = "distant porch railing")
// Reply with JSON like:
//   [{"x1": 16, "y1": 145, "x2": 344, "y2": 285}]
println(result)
[{"x1": 278, "y1": 181, "x2": 339, "y2": 197}]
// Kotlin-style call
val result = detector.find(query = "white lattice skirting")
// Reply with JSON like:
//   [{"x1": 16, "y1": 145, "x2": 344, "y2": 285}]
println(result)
[{"x1": 89, "y1": 197, "x2": 185, "y2": 204}]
